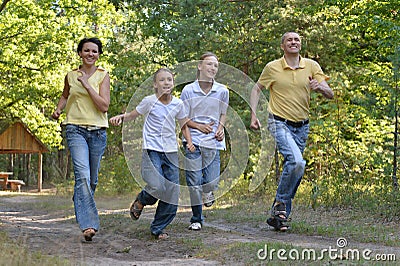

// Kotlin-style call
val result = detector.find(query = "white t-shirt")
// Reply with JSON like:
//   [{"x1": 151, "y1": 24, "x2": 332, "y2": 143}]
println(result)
[
  {"x1": 181, "y1": 80, "x2": 229, "y2": 150},
  {"x1": 136, "y1": 94, "x2": 186, "y2": 152}
]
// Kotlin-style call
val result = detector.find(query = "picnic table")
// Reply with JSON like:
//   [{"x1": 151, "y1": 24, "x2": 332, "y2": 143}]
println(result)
[{"x1": 0, "y1": 172, "x2": 25, "y2": 192}]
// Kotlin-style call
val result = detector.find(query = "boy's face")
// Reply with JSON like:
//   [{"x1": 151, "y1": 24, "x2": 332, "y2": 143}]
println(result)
[
  {"x1": 154, "y1": 71, "x2": 174, "y2": 95},
  {"x1": 198, "y1": 56, "x2": 219, "y2": 81}
]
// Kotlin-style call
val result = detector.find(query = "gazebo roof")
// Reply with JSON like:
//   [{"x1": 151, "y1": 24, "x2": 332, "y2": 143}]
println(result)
[{"x1": 0, "y1": 119, "x2": 49, "y2": 154}]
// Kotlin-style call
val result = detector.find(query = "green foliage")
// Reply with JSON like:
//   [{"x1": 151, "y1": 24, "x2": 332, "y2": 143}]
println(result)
[
  {"x1": 1, "y1": 0, "x2": 400, "y2": 217},
  {"x1": 97, "y1": 151, "x2": 141, "y2": 195},
  {"x1": 0, "y1": 0, "x2": 120, "y2": 149}
]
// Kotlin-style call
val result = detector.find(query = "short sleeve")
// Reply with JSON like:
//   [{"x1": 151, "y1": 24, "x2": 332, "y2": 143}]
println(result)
[
  {"x1": 175, "y1": 100, "x2": 187, "y2": 120},
  {"x1": 135, "y1": 97, "x2": 150, "y2": 115},
  {"x1": 312, "y1": 61, "x2": 329, "y2": 83},
  {"x1": 257, "y1": 64, "x2": 273, "y2": 89}
]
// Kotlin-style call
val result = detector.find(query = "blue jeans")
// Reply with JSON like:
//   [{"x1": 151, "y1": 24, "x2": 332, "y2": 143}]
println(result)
[
  {"x1": 66, "y1": 124, "x2": 107, "y2": 232},
  {"x1": 184, "y1": 144, "x2": 220, "y2": 224},
  {"x1": 267, "y1": 118, "x2": 309, "y2": 217},
  {"x1": 138, "y1": 150, "x2": 179, "y2": 236}
]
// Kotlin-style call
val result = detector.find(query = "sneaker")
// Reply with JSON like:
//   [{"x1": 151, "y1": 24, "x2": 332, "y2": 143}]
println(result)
[
  {"x1": 188, "y1": 222, "x2": 202, "y2": 231},
  {"x1": 203, "y1": 191, "x2": 215, "y2": 207}
]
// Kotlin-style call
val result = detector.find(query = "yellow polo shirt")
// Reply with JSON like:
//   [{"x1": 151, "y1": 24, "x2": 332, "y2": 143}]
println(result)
[
  {"x1": 258, "y1": 56, "x2": 329, "y2": 122},
  {"x1": 64, "y1": 67, "x2": 108, "y2": 127}
]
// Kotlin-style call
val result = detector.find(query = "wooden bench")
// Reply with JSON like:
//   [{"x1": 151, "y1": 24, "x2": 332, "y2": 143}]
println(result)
[{"x1": 0, "y1": 172, "x2": 25, "y2": 192}]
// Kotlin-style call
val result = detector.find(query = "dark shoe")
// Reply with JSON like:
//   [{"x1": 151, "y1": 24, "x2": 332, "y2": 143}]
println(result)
[
  {"x1": 83, "y1": 228, "x2": 96, "y2": 241},
  {"x1": 267, "y1": 217, "x2": 289, "y2": 232},
  {"x1": 272, "y1": 202, "x2": 287, "y2": 222},
  {"x1": 203, "y1": 191, "x2": 215, "y2": 207},
  {"x1": 129, "y1": 197, "x2": 143, "y2": 220}
]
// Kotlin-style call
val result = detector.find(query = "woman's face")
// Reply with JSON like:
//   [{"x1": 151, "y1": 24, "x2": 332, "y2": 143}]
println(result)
[
  {"x1": 78, "y1": 42, "x2": 100, "y2": 66},
  {"x1": 154, "y1": 70, "x2": 174, "y2": 96},
  {"x1": 198, "y1": 56, "x2": 219, "y2": 81}
]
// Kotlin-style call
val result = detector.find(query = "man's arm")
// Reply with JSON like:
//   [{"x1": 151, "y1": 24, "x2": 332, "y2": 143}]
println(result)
[
  {"x1": 249, "y1": 82, "x2": 265, "y2": 130},
  {"x1": 309, "y1": 78, "x2": 334, "y2": 99}
]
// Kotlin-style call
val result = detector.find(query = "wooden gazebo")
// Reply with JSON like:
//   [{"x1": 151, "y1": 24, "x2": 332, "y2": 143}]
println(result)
[{"x1": 0, "y1": 120, "x2": 49, "y2": 192}]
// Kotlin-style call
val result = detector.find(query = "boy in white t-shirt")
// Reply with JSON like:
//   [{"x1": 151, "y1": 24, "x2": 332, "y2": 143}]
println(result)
[
  {"x1": 181, "y1": 52, "x2": 229, "y2": 231},
  {"x1": 110, "y1": 68, "x2": 195, "y2": 239}
]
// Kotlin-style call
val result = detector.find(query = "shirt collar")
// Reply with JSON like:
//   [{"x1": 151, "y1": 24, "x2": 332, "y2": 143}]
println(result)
[
  {"x1": 281, "y1": 56, "x2": 305, "y2": 69},
  {"x1": 194, "y1": 79, "x2": 217, "y2": 94}
]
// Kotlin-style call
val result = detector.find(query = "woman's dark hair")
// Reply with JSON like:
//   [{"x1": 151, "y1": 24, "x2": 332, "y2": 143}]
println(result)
[{"x1": 77, "y1": 37, "x2": 103, "y2": 54}]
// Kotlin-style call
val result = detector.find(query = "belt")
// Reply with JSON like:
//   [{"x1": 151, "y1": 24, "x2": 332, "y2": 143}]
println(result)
[
  {"x1": 78, "y1": 125, "x2": 105, "y2": 131},
  {"x1": 269, "y1": 114, "x2": 309, "y2": 128}
]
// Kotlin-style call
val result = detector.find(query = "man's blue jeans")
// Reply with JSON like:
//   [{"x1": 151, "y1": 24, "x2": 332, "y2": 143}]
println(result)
[
  {"x1": 138, "y1": 150, "x2": 179, "y2": 236},
  {"x1": 267, "y1": 118, "x2": 309, "y2": 217},
  {"x1": 184, "y1": 144, "x2": 220, "y2": 224},
  {"x1": 66, "y1": 124, "x2": 107, "y2": 232}
]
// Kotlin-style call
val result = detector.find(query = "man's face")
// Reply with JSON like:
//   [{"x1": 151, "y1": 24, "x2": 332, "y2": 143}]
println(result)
[{"x1": 281, "y1": 32, "x2": 302, "y2": 54}]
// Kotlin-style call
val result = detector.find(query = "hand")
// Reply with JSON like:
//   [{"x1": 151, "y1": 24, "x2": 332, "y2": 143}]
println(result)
[
  {"x1": 215, "y1": 128, "x2": 224, "y2": 141},
  {"x1": 309, "y1": 76, "x2": 321, "y2": 92},
  {"x1": 186, "y1": 142, "x2": 196, "y2": 152},
  {"x1": 52, "y1": 110, "x2": 61, "y2": 120},
  {"x1": 77, "y1": 70, "x2": 90, "y2": 89},
  {"x1": 250, "y1": 117, "x2": 261, "y2": 130},
  {"x1": 109, "y1": 114, "x2": 124, "y2": 126},
  {"x1": 197, "y1": 121, "x2": 215, "y2": 134}
]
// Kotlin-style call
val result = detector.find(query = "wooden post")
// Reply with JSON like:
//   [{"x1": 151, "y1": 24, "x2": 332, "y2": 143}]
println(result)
[{"x1": 38, "y1": 152, "x2": 42, "y2": 192}]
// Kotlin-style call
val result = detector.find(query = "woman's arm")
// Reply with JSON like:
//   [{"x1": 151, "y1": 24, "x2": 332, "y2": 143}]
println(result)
[
  {"x1": 52, "y1": 75, "x2": 70, "y2": 120},
  {"x1": 78, "y1": 70, "x2": 111, "y2": 112}
]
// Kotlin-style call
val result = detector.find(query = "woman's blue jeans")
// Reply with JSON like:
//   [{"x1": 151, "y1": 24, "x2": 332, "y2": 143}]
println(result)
[
  {"x1": 66, "y1": 124, "x2": 107, "y2": 232},
  {"x1": 138, "y1": 150, "x2": 179, "y2": 236},
  {"x1": 184, "y1": 144, "x2": 220, "y2": 224},
  {"x1": 267, "y1": 118, "x2": 309, "y2": 217}
]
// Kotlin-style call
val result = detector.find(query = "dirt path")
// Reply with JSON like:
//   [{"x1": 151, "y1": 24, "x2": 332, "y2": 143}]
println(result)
[{"x1": 1, "y1": 193, "x2": 399, "y2": 265}]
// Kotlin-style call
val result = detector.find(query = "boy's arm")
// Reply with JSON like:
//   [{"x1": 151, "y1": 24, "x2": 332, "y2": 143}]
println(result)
[
  {"x1": 179, "y1": 118, "x2": 195, "y2": 152},
  {"x1": 215, "y1": 114, "x2": 226, "y2": 141},
  {"x1": 109, "y1": 109, "x2": 141, "y2": 126},
  {"x1": 186, "y1": 119, "x2": 214, "y2": 134}
]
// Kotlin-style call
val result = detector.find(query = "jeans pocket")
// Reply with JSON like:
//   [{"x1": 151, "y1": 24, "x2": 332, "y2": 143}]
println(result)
[
  {"x1": 96, "y1": 129, "x2": 107, "y2": 142},
  {"x1": 65, "y1": 124, "x2": 78, "y2": 137}
]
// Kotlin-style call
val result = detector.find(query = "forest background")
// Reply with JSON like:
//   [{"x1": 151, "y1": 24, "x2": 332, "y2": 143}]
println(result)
[{"x1": 0, "y1": 0, "x2": 399, "y2": 216}]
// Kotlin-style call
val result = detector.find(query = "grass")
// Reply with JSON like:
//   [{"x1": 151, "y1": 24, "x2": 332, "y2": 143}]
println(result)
[
  {"x1": 0, "y1": 231, "x2": 70, "y2": 266},
  {"x1": 0, "y1": 185, "x2": 399, "y2": 265}
]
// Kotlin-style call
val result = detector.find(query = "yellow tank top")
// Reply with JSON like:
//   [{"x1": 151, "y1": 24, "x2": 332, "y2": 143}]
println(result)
[{"x1": 64, "y1": 67, "x2": 108, "y2": 127}]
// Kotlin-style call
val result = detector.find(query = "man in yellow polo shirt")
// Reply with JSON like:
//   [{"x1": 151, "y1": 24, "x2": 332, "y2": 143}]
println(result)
[{"x1": 250, "y1": 32, "x2": 334, "y2": 232}]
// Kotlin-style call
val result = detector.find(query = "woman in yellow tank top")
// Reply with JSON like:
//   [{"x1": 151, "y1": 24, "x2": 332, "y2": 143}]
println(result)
[{"x1": 52, "y1": 37, "x2": 110, "y2": 242}]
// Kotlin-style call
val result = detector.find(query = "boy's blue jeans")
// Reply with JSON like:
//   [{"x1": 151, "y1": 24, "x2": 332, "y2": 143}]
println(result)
[
  {"x1": 184, "y1": 144, "x2": 220, "y2": 224},
  {"x1": 66, "y1": 124, "x2": 107, "y2": 232},
  {"x1": 267, "y1": 118, "x2": 309, "y2": 217},
  {"x1": 138, "y1": 150, "x2": 179, "y2": 236}
]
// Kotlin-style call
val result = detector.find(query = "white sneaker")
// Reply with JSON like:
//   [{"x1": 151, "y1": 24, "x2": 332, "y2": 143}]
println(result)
[
  {"x1": 188, "y1": 222, "x2": 202, "y2": 231},
  {"x1": 203, "y1": 191, "x2": 215, "y2": 207}
]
